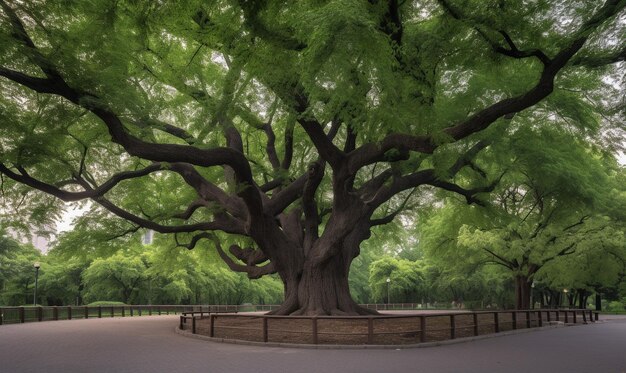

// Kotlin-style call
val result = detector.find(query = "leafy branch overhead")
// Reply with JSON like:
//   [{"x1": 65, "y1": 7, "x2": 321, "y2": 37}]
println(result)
[{"x1": 0, "y1": 0, "x2": 623, "y2": 315}]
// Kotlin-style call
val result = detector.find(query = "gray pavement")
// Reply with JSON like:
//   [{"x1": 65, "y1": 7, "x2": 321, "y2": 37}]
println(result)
[{"x1": 1, "y1": 315, "x2": 625, "y2": 373}]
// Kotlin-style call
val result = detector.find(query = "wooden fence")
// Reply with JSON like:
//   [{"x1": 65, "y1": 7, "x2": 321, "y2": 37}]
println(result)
[
  {"x1": 0, "y1": 304, "x2": 276, "y2": 325},
  {"x1": 179, "y1": 308, "x2": 599, "y2": 345}
]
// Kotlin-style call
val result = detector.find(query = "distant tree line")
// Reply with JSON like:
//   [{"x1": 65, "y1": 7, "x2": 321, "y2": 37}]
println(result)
[{"x1": 2, "y1": 219, "x2": 624, "y2": 311}]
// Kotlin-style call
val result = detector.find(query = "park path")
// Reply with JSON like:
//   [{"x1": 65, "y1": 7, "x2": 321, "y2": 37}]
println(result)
[{"x1": 1, "y1": 314, "x2": 625, "y2": 373}]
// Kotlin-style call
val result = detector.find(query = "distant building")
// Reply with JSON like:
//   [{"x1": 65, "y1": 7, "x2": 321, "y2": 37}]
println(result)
[
  {"x1": 6, "y1": 227, "x2": 52, "y2": 253},
  {"x1": 30, "y1": 233, "x2": 50, "y2": 252},
  {"x1": 142, "y1": 230, "x2": 154, "y2": 245}
]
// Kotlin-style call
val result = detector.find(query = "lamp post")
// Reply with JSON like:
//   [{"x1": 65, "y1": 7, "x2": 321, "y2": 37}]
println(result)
[
  {"x1": 33, "y1": 262, "x2": 40, "y2": 306},
  {"x1": 386, "y1": 278, "x2": 391, "y2": 309}
]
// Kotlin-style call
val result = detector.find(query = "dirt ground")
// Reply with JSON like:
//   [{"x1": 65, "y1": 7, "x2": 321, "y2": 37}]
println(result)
[{"x1": 182, "y1": 311, "x2": 549, "y2": 345}]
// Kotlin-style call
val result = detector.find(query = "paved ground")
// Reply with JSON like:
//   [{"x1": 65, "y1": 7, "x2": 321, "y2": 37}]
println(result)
[{"x1": 1, "y1": 314, "x2": 625, "y2": 373}]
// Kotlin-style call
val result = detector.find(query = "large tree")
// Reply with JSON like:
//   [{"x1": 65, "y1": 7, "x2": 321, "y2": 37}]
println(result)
[{"x1": 0, "y1": 0, "x2": 623, "y2": 315}]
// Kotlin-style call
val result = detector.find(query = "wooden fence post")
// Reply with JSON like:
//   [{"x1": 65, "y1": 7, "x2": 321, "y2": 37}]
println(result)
[
  {"x1": 311, "y1": 317, "x2": 318, "y2": 344},
  {"x1": 84, "y1": 307, "x2": 88, "y2": 319},
  {"x1": 98, "y1": 306, "x2": 102, "y2": 318},
  {"x1": 367, "y1": 317, "x2": 374, "y2": 344},
  {"x1": 53, "y1": 307, "x2": 58, "y2": 321},
  {"x1": 572, "y1": 310, "x2": 577, "y2": 324},
  {"x1": 19, "y1": 307, "x2": 24, "y2": 323},
  {"x1": 37, "y1": 306, "x2": 43, "y2": 322},
  {"x1": 526, "y1": 311, "x2": 531, "y2": 328},
  {"x1": 494, "y1": 312, "x2": 499, "y2": 333},
  {"x1": 538, "y1": 310, "x2": 542, "y2": 327},
  {"x1": 450, "y1": 314, "x2": 456, "y2": 339},
  {"x1": 210, "y1": 314, "x2": 215, "y2": 337},
  {"x1": 68, "y1": 306, "x2": 72, "y2": 320},
  {"x1": 420, "y1": 316, "x2": 426, "y2": 343},
  {"x1": 512, "y1": 312, "x2": 517, "y2": 330},
  {"x1": 564, "y1": 311, "x2": 569, "y2": 323},
  {"x1": 192, "y1": 316, "x2": 196, "y2": 334},
  {"x1": 473, "y1": 313, "x2": 479, "y2": 336},
  {"x1": 262, "y1": 317, "x2": 268, "y2": 342}
]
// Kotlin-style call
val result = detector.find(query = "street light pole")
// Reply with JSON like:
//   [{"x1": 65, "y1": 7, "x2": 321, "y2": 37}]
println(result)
[
  {"x1": 386, "y1": 278, "x2": 391, "y2": 309},
  {"x1": 33, "y1": 262, "x2": 40, "y2": 306}
]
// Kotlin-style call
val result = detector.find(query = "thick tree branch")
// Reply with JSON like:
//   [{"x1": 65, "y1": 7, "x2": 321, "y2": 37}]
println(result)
[
  {"x1": 437, "y1": 0, "x2": 551, "y2": 65},
  {"x1": 448, "y1": 140, "x2": 491, "y2": 176},
  {"x1": 540, "y1": 242, "x2": 577, "y2": 266},
  {"x1": 571, "y1": 48, "x2": 626, "y2": 67},
  {"x1": 234, "y1": 1, "x2": 306, "y2": 51},
  {"x1": 171, "y1": 199, "x2": 210, "y2": 220},
  {"x1": 348, "y1": 0, "x2": 624, "y2": 173},
  {"x1": 131, "y1": 118, "x2": 197, "y2": 145},
  {"x1": 229, "y1": 244, "x2": 269, "y2": 266},
  {"x1": 369, "y1": 188, "x2": 416, "y2": 227},
  {"x1": 168, "y1": 163, "x2": 248, "y2": 220},
  {"x1": 495, "y1": 30, "x2": 552, "y2": 65},
  {"x1": 0, "y1": 162, "x2": 163, "y2": 202},
  {"x1": 264, "y1": 173, "x2": 308, "y2": 216},
  {"x1": 281, "y1": 119, "x2": 295, "y2": 170},
  {"x1": 426, "y1": 178, "x2": 497, "y2": 206},
  {"x1": 0, "y1": 7, "x2": 265, "y2": 217},
  {"x1": 298, "y1": 118, "x2": 345, "y2": 170},
  {"x1": 302, "y1": 161, "x2": 324, "y2": 252},
  {"x1": 94, "y1": 196, "x2": 245, "y2": 234},
  {"x1": 482, "y1": 247, "x2": 516, "y2": 270},
  {"x1": 212, "y1": 237, "x2": 277, "y2": 279}
]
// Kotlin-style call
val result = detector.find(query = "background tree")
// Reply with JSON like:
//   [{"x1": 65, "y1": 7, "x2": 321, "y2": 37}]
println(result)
[
  {"x1": 0, "y1": 232, "x2": 41, "y2": 305},
  {"x1": 422, "y1": 125, "x2": 622, "y2": 309},
  {"x1": 38, "y1": 256, "x2": 85, "y2": 306},
  {"x1": 535, "y1": 223, "x2": 626, "y2": 309},
  {"x1": 368, "y1": 256, "x2": 425, "y2": 303},
  {"x1": 81, "y1": 250, "x2": 148, "y2": 304},
  {"x1": 0, "y1": 0, "x2": 624, "y2": 314}
]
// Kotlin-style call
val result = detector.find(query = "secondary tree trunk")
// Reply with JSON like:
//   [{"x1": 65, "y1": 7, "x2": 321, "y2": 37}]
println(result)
[{"x1": 514, "y1": 275, "x2": 532, "y2": 309}]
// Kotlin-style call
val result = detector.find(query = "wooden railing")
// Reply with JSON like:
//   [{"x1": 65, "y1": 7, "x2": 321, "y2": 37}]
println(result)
[
  {"x1": 0, "y1": 304, "x2": 280, "y2": 325},
  {"x1": 179, "y1": 308, "x2": 599, "y2": 345}
]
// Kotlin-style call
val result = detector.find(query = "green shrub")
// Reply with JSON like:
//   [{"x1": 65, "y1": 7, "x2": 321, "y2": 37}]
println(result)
[
  {"x1": 605, "y1": 301, "x2": 625, "y2": 312},
  {"x1": 87, "y1": 301, "x2": 127, "y2": 306}
]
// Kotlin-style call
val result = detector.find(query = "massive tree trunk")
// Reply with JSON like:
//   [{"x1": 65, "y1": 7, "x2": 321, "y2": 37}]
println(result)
[
  {"x1": 266, "y1": 252, "x2": 377, "y2": 316},
  {"x1": 262, "y1": 213, "x2": 378, "y2": 316}
]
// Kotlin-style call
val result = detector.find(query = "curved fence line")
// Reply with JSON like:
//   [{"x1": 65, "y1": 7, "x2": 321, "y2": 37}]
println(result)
[{"x1": 178, "y1": 308, "x2": 599, "y2": 346}]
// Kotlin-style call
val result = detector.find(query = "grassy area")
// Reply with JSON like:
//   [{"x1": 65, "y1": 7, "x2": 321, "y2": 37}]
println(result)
[{"x1": 599, "y1": 311, "x2": 626, "y2": 315}]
